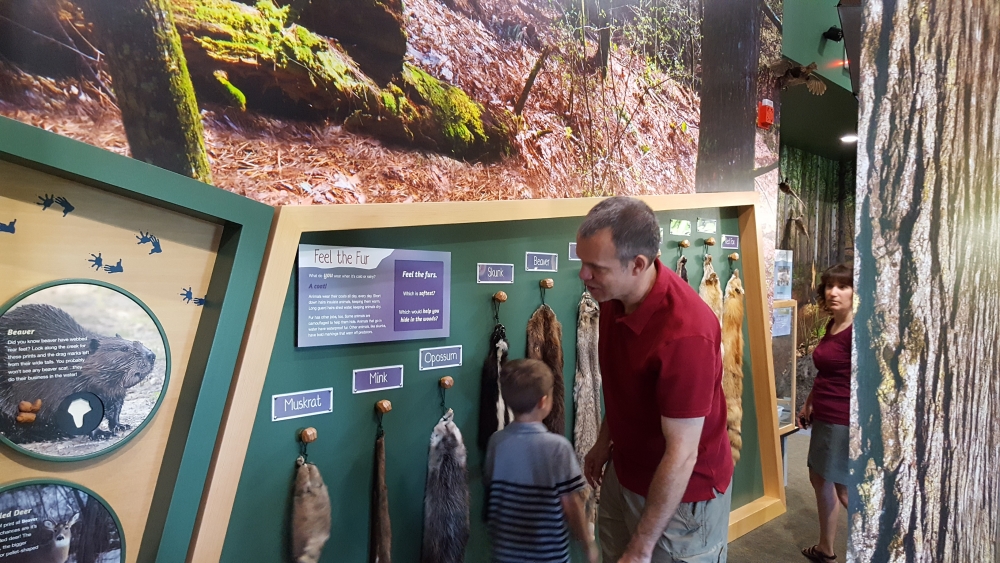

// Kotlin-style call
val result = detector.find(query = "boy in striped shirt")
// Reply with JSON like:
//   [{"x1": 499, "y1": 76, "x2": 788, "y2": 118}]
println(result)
[{"x1": 484, "y1": 358, "x2": 598, "y2": 563}]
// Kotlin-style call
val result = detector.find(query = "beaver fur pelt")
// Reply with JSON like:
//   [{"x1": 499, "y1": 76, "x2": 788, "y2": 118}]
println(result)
[
  {"x1": 675, "y1": 255, "x2": 688, "y2": 282},
  {"x1": 370, "y1": 434, "x2": 392, "y2": 563},
  {"x1": 699, "y1": 255, "x2": 723, "y2": 324},
  {"x1": 0, "y1": 304, "x2": 156, "y2": 441},
  {"x1": 526, "y1": 304, "x2": 564, "y2": 435},
  {"x1": 291, "y1": 456, "x2": 331, "y2": 563},
  {"x1": 478, "y1": 323, "x2": 511, "y2": 450},
  {"x1": 573, "y1": 291, "x2": 602, "y2": 524},
  {"x1": 420, "y1": 409, "x2": 470, "y2": 563},
  {"x1": 722, "y1": 269, "x2": 746, "y2": 464}
]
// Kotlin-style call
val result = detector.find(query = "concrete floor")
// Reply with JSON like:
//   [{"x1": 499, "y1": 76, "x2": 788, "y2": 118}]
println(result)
[{"x1": 728, "y1": 430, "x2": 849, "y2": 563}]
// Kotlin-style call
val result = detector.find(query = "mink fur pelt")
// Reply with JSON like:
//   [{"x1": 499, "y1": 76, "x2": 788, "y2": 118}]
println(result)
[
  {"x1": 291, "y1": 457, "x2": 331, "y2": 563},
  {"x1": 573, "y1": 291, "x2": 602, "y2": 524},
  {"x1": 722, "y1": 270, "x2": 746, "y2": 464},
  {"x1": 420, "y1": 409, "x2": 470, "y2": 563},
  {"x1": 370, "y1": 434, "x2": 392, "y2": 563},
  {"x1": 478, "y1": 323, "x2": 512, "y2": 450},
  {"x1": 675, "y1": 255, "x2": 688, "y2": 282},
  {"x1": 699, "y1": 254, "x2": 723, "y2": 324},
  {"x1": 527, "y1": 303, "x2": 565, "y2": 435}
]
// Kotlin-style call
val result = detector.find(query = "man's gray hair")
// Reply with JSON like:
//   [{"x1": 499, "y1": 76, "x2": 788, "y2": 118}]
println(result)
[{"x1": 578, "y1": 196, "x2": 661, "y2": 266}]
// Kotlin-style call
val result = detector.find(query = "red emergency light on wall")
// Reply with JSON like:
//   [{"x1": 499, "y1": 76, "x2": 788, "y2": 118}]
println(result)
[{"x1": 757, "y1": 99, "x2": 774, "y2": 130}]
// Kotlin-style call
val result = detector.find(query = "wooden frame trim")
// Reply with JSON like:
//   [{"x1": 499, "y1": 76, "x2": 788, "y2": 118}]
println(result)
[{"x1": 190, "y1": 193, "x2": 781, "y2": 562}]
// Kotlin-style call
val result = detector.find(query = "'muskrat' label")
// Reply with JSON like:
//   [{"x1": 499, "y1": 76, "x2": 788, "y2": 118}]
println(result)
[
  {"x1": 353, "y1": 365, "x2": 404, "y2": 394},
  {"x1": 477, "y1": 263, "x2": 514, "y2": 284},
  {"x1": 272, "y1": 388, "x2": 333, "y2": 421},
  {"x1": 525, "y1": 252, "x2": 558, "y2": 272},
  {"x1": 419, "y1": 345, "x2": 462, "y2": 371}
]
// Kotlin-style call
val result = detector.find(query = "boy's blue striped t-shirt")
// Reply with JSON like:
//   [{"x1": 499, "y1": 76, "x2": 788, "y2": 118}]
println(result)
[{"x1": 484, "y1": 421, "x2": 585, "y2": 563}]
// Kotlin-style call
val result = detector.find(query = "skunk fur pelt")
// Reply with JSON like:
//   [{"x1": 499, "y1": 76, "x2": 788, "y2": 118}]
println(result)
[
  {"x1": 573, "y1": 291, "x2": 602, "y2": 524},
  {"x1": 370, "y1": 434, "x2": 392, "y2": 563},
  {"x1": 699, "y1": 255, "x2": 723, "y2": 324},
  {"x1": 527, "y1": 303, "x2": 565, "y2": 435},
  {"x1": 478, "y1": 323, "x2": 512, "y2": 450},
  {"x1": 291, "y1": 456, "x2": 331, "y2": 563},
  {"x1": 675, "y1": 255, "x2": 688, "y2": 282},
  {"x1": 722, "y1": 269, "x2": 746, "y2": 464},
  {"x1": 421, "y1": 409, "x2": 470, "y2": 563}
]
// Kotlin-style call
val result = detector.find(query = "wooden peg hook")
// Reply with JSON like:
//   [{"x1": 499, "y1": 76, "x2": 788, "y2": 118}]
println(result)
[
  {"x1": 492, "y1": 291, "x2": 508, "y2": 303},
  {"x1": 439, "y1": 376, "x2": 454, "y2": 389},
  {"x1": 678, "y1": 239, "x2": 691, "y2": 249},
  {"x1": 539, "y1": 279, "x2": 554, "y2": 289},
  {"x1": 299, "y1": 427, "x2": 318, "y2": 444},
  {"x1": 728, "y1": 252, "x2": 740, "y2": 261},
  {"x1": 705, "y1": 237, "x2": 716, "y2": 246},
  {"x1": 375, "y1": 400, "x2": 392, "y2": 414}
]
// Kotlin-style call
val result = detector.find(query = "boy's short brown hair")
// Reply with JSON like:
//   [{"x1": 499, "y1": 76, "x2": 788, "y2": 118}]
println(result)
[{"x1": 500, "y1": 358, "x2": 554, "y2": 415}]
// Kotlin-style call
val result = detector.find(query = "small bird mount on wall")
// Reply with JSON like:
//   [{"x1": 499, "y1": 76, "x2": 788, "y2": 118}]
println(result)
[
  {"x1": 778, "y1": 179, "x2": 806, "y2": 210},
  {"x1": 822, "y1": 26, "x2": 844, "y2": 42},
  {"x1": 768, "y1": 58, "x2": 827, "y2": 96}
]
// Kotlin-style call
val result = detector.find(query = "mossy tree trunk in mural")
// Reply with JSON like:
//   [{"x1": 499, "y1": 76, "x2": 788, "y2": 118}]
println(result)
[
  {"x1": 76, "y1": 0, "x2": 213, "y2": 183},
  {"x1": 694, "y1": 0, "x2": 760, "y2": 192},
  {"x1": 851, "y1": 0, "x2": 1000, "y2": 561}
]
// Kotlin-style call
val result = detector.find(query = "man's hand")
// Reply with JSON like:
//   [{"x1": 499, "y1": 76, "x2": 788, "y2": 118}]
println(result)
[
  {"x1": 584, "y1": 436, "x2": 612, "y2": 488},
  {"x1": 618, "y1": 550, "x2": 652, "y2": 563}
]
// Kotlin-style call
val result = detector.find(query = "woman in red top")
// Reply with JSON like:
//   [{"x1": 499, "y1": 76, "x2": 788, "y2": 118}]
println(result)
[{"x1": 798, "y1": 263, "x2": 853, "y2": 563}]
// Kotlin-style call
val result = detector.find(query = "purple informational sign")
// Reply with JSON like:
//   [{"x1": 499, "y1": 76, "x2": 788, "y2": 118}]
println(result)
[
  {"x1": 297, "y1": 245, "x2": 451, "y2": 347},
  {"x1": 272, "y1": 388, "x2": 334, "y2": 422},
  {"x1": 353, "y1": 365, "x2": 405, "y2": 394},
  {"x1": 721, "y1": 234, "x2": 740, "y2": 249}
]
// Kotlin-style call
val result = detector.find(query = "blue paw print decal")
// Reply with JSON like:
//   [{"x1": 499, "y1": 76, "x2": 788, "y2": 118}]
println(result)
[
  {"x1": 180, "y1": 287, "x2": 206, "y2": 306},
  {"x1": 103, "y1": 259, "x2": 124, "y2": 274},
  {"x1": 38, "y1": 194, "x2": 74, "y2": 216},
  {"x1": 136, "y1": 231, "x2": 163, "y2": 254},
  {"x1": 0, "y1": 219, "x2": 14, "y2": 234}
]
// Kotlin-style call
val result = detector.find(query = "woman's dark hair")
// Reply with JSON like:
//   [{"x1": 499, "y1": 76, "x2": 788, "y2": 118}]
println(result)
[{"x1": 817, "y1": 263, "x2": 853, "y2": 310}]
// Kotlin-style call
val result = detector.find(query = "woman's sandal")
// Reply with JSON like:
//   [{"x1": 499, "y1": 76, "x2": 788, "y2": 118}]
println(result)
[{"x1": 802, "y1": 545, "x2": 837, "y2": 563}]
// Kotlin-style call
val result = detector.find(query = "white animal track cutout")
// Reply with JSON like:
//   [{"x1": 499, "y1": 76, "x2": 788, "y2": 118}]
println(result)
[{"x1": 67, "y1": 398, "x2": 92, "y2": 428}]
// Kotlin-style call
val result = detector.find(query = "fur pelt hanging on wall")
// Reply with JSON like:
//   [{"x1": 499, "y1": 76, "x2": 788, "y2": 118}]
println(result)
[
  {"x1": 573, "y1": 291, "x2": 602, "y2": 525},
  {"x1": 699, "y1": 254, "x2": 723, "y2": 324},
  {"x1": 722, "y1": 269, "x2": 746, "y2": 464},
  {"x1": 291, "y1": 456, "x2": 331, "y2": 563},
  {"x1": 420, "y1": 409, "x2": 470, "y2": 563},
  {"x1": 675, "y1": 255, "x2": 688, "y2": 282},
  {"x1": 370, "y1": 433, "x2": 392, "y2": 563},
  {"x1": 478, "y1": 323, "x2": 512, "y2": 450},
  {"x1": 527, "y1": 303, "x2": 565, "y2": 435}
]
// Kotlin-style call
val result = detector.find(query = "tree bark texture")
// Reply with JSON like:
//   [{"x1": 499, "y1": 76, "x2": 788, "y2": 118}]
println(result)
[
  {"x1": 694, "y1": 0, "x2": 761, "y2": 192},
  {"x1": 78, "y1": 0, "x2": 213, "y2": 183},
  {"x1": 850, "y1": 0, "x2": 1000, "y2": 561}
]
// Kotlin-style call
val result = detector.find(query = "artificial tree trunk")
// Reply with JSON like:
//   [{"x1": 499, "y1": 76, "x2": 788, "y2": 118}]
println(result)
[{"x1": 851, "y1": 0, "x2": 1000, "y2": 561}]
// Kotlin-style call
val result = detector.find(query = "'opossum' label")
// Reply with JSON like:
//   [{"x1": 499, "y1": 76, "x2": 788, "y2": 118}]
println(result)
[
  {"x1": 271, "y1": 388, "x2": 334, "y2": 422},
  {"x1": 418, "y1": 345, "x2": 462, "y2": 371}
]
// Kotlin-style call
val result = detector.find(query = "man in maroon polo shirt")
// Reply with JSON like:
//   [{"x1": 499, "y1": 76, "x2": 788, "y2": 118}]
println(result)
[{"x1": 576, "y1": 197, "x2": 734, "y2": 563}]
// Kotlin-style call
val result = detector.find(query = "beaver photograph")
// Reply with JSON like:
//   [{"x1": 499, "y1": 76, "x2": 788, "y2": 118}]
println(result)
[{"x1": 0, "y1": 283, "x2": 166, "y2": 458}]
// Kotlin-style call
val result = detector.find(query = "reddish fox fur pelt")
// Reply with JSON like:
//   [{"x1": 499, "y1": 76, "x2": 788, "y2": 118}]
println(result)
[
  {"x1": 291, "y1": 457, "x2": 331, "y2": 563},
  {"x1": 722, "y1": 269, "x2": 746, "y2": 464},
  {"x1": 573, "y1": 291, "x2": 602, "y2": 525},
  {"x1": 699, "y1": 255, "x2": 723, "y2": 324},
  {"x1": 370, "y1": 434, "x2": 392, "y2": 563},
  {"x1": 527, "y1": 304, "x2": 565, "y2": 435},
  {"x1": 421, "y1": 409, "x2": 470, "y2": 563}
]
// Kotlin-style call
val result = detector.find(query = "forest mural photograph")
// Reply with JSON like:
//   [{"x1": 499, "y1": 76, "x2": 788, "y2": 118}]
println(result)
[{"x1": 0, "y1": 0, "x2": 783, "y2": 206}]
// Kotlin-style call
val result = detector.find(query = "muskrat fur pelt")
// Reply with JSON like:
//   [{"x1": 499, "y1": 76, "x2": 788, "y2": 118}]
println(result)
[
  {"x1": 526, "y1": 304, "x2": 564, "y2": 435},
  {"x1": 478, "y1": 323, "x2": 511, "y2": 450},
  {"x1": 0, "y1": 304, "x2": 156, "y2": 441},
  {"x1": 292, "y1": 456, "x2": 331, "y2": 563},
  {"x1": 573, "y1": 291, "x2": 602, "y2": 524},
  {"x1": 675, "y1": 255, "x2": 688, "y2": 282},
  {"x1": 722, "y1": 270, "x2": 746, "y2": 464},
  {"x1": 699, "y1": 255, "x2": 723, "y2": 324},
  {"x1": 420, "y1": 409, "x2": 470, "y2": 563},
  {"x1": 370, "y1": 434, "x2": 392, "y2": 563}
]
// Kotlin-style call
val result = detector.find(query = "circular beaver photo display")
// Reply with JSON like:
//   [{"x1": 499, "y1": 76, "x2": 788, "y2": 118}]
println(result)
[
  {"x1": 0, "y1": 481, "x2": 123, "y2": 562},
  {"x1": 0, "y1": 281, "x2": 169, "y2": 460}
]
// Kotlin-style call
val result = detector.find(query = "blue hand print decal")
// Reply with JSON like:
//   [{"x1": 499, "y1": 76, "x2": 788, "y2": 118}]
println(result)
[
  {"x1": 0, "y1": 219, "x2": 14, "y2": 234},
  {"x1": 87, "y1": 253, "x2": 103, "y2": 270},
  {"x1": 193, "y1": 297, "x2": 206, "y2": 306},
  {"x1": 137, "y1": 231, "x2": 163, "y2": 254},
  {"x1": 103, "y1": 259, "x2": 123, "y2": 274},
  {"x1": 180, "y1": 287, "x2": 193, "y2": 303},
  {"x1": 54, "y1": 196, "x2": 74, "y2": 216},
  {"x1": 37, "y1": 194, "x2": 55, "y2": 210}
]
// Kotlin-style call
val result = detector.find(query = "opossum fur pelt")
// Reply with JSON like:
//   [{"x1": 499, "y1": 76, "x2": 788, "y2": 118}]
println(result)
[
  {"x1": 699, "y1": 255, "x2": 723, "y2": 324},
  {"x1": 291, "y1": 456, "x2": 331, "y2": 563},
  {"x1": 675, "y1": 255, "x2": 688, "y2": 282},
  {"x1": 722, "y1": 269, "x2": 746, "y2": 464},
  {"x1": 527, "y1": 303, "x2": 565, "y2": 435},
  {"x1": 573, "y1": 291, "x2": 602, "y2": 525},
  {"x1": 370, "y1": 433, "x2": 392, "y2": 563},
  {"x1": 478, "y1": 323, "x2": 512, "y2": 450},
  {"x1": 420, "y1": 409, "x2": 470, "y2": 563}
]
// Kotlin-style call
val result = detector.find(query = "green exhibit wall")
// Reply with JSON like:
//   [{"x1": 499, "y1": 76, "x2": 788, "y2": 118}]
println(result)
[{"x1": 221, "y1": 209, "x2": 763, "y2": 562}]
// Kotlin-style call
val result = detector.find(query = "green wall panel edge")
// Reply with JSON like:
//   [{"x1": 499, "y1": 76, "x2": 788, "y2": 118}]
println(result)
[{"x1": 0, "y1": 115, "x2": 274, "y2": 563}]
